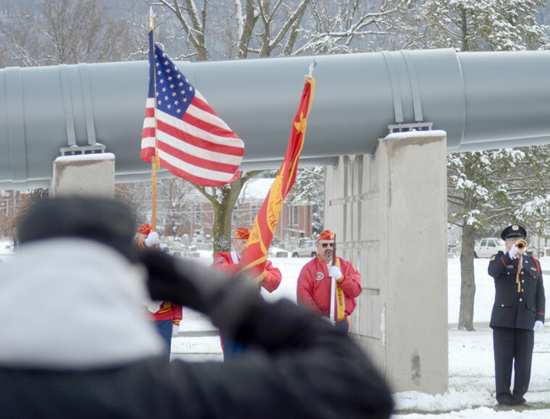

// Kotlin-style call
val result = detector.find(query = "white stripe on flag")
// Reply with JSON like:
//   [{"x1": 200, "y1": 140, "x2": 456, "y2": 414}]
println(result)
[
  {"x1": 142, "y1": 117, "x2": 155, "y2": 130},
  {"x1": 185, "y1": 102, "x2": 232, "y2": 131},
  {"x1": 158, "y1": 149, "x2": 236, "y2": 182},
  {"x1": 141, "y1": 136, "x2": 156, "y2": 149},
  {"x1": 157, "y1": 111, "x2": 244, "y2": 149},
  {"x1": 156, "y1": 130, "x2": 242, "y2": 166}
]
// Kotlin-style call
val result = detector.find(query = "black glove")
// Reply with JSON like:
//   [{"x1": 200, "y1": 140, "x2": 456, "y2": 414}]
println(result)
[{"x1": 139, "y1": 250, "x2": 262, "y2": 338}]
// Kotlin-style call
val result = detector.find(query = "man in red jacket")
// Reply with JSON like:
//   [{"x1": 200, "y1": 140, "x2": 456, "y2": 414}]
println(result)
[
  {"x1": 213, "y1": 227, "x2": 282, "y2": 356},
  {"x1": 137, "y1": 223, "x2": 182, "y2": 357},
  {"x1": 212, "y1": 227, "x2": 282, "y2": 293},
  {"x1": 135, "y1": 223, "x2": 153, "y2": 249},
  {"x1": 297, "y1": 230, "x2": 362, "y2": 334}
]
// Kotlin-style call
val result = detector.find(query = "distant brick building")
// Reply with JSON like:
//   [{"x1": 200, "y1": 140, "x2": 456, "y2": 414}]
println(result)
[{"x1": 164, "y1": 178, "x2": 313, "y2": 241}]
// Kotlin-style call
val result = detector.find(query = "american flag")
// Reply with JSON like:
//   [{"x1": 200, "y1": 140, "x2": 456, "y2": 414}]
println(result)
[{"x1": 141, "y1": 32, "x2": 244, "y2": 187}]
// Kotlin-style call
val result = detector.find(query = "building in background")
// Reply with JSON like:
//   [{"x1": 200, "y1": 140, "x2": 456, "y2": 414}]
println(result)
[{"x1": 143, "y1": 177, "x2": 314, "y2": 246}]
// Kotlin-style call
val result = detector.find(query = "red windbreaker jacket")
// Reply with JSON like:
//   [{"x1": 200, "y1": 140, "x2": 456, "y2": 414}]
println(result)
[
  {"x1": 213, "y1": 251, "x2": 282, "y2": 293},
  {"x1": 297, "y1": 256, "x2": 361, "y2": 318}
]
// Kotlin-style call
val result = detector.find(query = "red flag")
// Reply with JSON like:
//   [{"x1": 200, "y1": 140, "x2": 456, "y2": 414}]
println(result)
[
  {"x1": 141, "y1": 29, "x2": 244, "y2": 187},
  {"x1": 238, "y1": 76, "x2": 315, "y2": 282}
]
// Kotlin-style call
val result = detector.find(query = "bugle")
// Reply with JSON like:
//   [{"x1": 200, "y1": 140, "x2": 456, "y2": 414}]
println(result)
[{"x1": 515, "y1": 239, "x2": 528, "y2": 254}]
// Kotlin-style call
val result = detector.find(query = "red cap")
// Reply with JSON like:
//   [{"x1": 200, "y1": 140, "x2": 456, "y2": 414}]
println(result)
[
  {"x1": 234, "y1": 227, "x2": 250, "y2": 240},
  {"x1": 317, "y1": 230, "x2": 334, "y2": 241},
  {"x1": 138, "y1": 223, "x2": 152, "y2": 236}
]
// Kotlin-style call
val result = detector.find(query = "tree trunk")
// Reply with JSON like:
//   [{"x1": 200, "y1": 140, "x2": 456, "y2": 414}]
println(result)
[
  {"x1": 460, "y1": 8, "x2": 470, "y2": 52},
  {"x1": 210, "y1": 182, "x2": 241, "y2": 255},
  {"x1": 458, "y1": 223, "x2": 476, "y2": 330},
  {"x1": 192, "y1": 171, "x2": 263, "y2": 257},
  {"x1": 211, "y1": 199, "x2": 233, "y2": 254}
]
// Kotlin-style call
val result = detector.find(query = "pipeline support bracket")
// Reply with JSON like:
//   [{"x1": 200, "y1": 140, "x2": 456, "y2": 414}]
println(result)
[
  {"x1": 388, "y1": 122, "x2": 433, "y2": 134},
  {"x1": 60, "y1": 144, "x2": 106, "y2": 156}
]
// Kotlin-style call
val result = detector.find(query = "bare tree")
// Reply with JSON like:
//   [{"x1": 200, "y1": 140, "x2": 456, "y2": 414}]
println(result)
[
  {"x1": 0, "y1": 0, "x2": 137, "y2": 66},
  {"x1": 153, "y1": 0, "x2": 311, "y2": 59},
  {"x1": 156, "y1": 178, "x2": 198, "y2": 235},
  {"x1": 149, "y1": 0, "x2": 314, "y2": 253},
  {"x1": 0, "y1": 0, "x2": 140, "y2": 237},
  {"x1": 295, "y1": 0, "x2": 405, "y2": 54},
  {"x1": 194, "y1": 171, "x2": 263, "y2": 253},
  {"x1": 116, "y1": 182, "x2": 152, "y2": 226},
  {"x1": 149, "y1": 0, "x2": 408, "y2": 253}
]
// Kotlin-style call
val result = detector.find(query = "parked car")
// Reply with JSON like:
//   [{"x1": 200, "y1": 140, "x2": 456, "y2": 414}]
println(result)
[
  {"x1": 268, "y1": 247, "x2": 290, "y2": 258},
  {"x1": 474, "y1": 237, "x2": 505, "y2": 258},
  {"x1": 292, "y1": 240, "x2": 318, "y2": 258}
]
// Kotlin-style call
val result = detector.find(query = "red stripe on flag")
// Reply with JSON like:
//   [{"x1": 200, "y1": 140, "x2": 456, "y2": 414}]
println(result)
[
  {"x1": 144, "y1": 107, "x2": 155, "y2": 118},
  {"x1": 182, "y1": 111, "x2": 240, "y2": 139},
  {"x1": 142, "y1": 127, "x2": 156, "y2": 139},
  {"x1": 190, "y1": 95, "x2": 218, "y2": 116},
  {"x1": 141, "y1": 147, "x2": 155, "y2": 162},
  {"x1": 158, "y1": 141, "x2": 240, "y2": 174},
  {"x1": 157, "y1": 119, "x2": 244, "y2": 157}
]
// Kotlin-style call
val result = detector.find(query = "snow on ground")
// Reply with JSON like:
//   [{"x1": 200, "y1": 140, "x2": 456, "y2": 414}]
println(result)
[{"x1": 172, "y1": 254, "x2": 550, "y2": 417}]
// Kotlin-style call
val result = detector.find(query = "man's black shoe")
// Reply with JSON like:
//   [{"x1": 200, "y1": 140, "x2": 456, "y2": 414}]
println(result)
[{"x1": 512, "y1": 400, "x2": 528, "y2": 407}]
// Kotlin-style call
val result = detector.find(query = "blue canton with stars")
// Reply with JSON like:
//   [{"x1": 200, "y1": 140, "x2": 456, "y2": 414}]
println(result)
[{"x1": 148, "y1": 32, "x2": 196, "y2": 119}]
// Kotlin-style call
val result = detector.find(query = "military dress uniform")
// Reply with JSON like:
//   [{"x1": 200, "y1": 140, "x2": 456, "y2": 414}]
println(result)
[{"x1": 488, "y1": 226, "x2": 545, "y2": 406}]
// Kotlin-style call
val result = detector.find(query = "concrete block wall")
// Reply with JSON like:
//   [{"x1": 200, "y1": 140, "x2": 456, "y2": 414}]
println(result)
[
  {"x1": 51, "y1": 153, "x2": 115, "y2": 197},
  {"x1": 324, "y1": 131, "x2": 448, "y2": 394}
]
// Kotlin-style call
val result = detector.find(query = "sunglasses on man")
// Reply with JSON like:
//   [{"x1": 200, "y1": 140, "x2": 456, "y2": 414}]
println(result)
[{"x1": 321, "y1": 243, "x2": 334, "y2": 248}]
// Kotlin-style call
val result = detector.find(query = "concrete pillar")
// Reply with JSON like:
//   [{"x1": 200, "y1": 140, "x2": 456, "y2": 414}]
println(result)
[
  {"x1": 51, "y1": 153, "x2": 115, "y2": 197},
  {"x1": 324, "y1": 130, "x2": 448, "y2": 394}
]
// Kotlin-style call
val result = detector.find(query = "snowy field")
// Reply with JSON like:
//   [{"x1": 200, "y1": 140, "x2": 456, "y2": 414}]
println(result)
[
  {"x1": 171, "y1": 252, "x2": 550, "y2": 418},
  {"x1": 2, "y1": 241, "x2": 549, "y2": 417}
]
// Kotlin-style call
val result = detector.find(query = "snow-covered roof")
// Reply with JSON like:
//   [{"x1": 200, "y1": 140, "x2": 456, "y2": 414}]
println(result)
[{"x1": 239, "y1": 178, "x2": 275, "y2": 201}]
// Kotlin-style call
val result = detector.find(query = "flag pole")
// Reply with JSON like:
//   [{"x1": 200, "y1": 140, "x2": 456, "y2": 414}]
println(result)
[
  {"x1": 329, "y1": 233, "x2": 337, "y2": 324},
  {"x1": 308, "y1": 58, "x2": 316, "y2": 78},
  {"x1": 149, "y1": 7, "x2": 159, "y2": 231}
]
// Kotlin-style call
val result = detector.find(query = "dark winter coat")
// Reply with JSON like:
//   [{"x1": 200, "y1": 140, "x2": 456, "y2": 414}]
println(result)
[
  {"x1": 0, "y1": 239, "x2": 393, "y2": 419},
  {"x1": 488, "y1": 251, "x2": 545, "y2": 330}
]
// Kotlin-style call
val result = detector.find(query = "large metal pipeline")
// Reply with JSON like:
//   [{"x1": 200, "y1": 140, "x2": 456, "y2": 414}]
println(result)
[{"x1": 2, "y1": 48, "x2": 550, "y2": 188}]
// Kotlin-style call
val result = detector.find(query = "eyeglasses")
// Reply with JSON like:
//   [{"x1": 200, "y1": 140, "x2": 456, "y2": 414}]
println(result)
[{"x1": 321, "y1": 243, "x2": 334, "y2": 248}]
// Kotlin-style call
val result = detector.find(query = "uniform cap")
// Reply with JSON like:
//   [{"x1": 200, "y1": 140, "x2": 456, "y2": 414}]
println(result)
[
  {"x1": 234, "y1": 227, "x2": 250, "y2": 240},
  {"x1": 318, "y1": 230, "x2": 334, "y2": 241},
  {"x1": 138, "y1": 223, "x2": 152, "y2": 236},
  {"x1": 500, "y1": 224, "x2": 527, "y2": 241}
]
